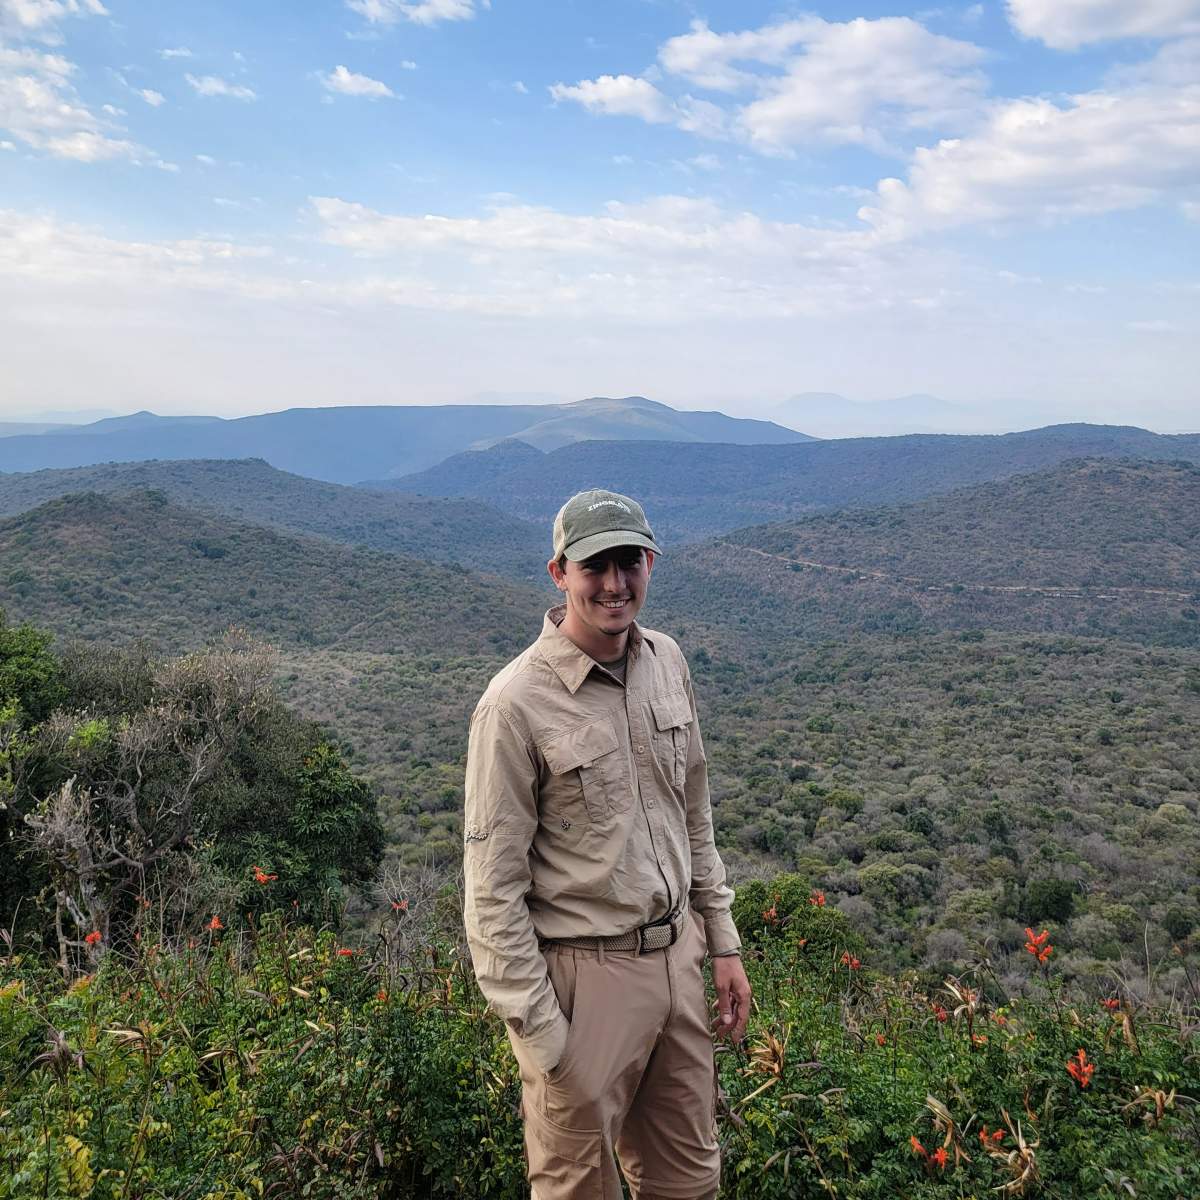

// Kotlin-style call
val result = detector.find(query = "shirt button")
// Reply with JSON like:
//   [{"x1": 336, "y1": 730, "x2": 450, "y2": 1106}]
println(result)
[{"x1": 636, "y1": 745, "x2": 645, "y2": 754}]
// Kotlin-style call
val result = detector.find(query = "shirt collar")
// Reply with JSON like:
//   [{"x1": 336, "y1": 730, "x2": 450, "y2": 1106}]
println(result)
[{"x1": 538, "y1": 604, "x2": 656, "y2": 694}]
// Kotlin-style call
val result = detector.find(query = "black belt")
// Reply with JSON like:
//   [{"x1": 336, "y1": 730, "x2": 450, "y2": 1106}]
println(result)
[{"x1": 549, "y1": 908, "x2": 683, "y2": 955}]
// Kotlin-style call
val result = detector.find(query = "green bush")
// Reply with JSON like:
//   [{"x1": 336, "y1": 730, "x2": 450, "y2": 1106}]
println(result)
[{"x1": 3, "y1": 881, "x2": 1195, "y2": 1199}]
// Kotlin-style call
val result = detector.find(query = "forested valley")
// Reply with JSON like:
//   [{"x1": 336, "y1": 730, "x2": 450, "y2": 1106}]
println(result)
[{"x1": 1, "y1": 438, "x2": 1197, "y2": 1197}]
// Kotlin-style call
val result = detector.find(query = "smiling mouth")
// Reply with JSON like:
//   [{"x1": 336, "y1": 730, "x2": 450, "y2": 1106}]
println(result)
[{"x1": 598, "y1": 598, "x2": 630, "y2": 609}]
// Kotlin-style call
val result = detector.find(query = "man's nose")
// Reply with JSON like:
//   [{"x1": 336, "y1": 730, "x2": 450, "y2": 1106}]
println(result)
[{"x1": 601, "y1": 561, "x2": 625, "y2": 592}]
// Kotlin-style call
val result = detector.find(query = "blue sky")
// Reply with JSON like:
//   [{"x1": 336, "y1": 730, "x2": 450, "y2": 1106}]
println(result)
[{"x1": 1, "y1": 0, "x2": 1197, "y2": 433}]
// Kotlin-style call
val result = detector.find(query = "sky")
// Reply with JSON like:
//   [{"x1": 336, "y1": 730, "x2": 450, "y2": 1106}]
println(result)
[{"x1": 1, "y1": 0, "x2": 1198, "y2": 434}]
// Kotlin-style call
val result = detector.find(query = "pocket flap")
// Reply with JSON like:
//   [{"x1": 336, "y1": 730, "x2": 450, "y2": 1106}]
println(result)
[
  {"x1": 541, "y1": 719, "x2": 619, "y2": 775},
  {"x1": 651, "y1": 691, "x2": 693, "y2": 732},
  {"x1": 524, "y1": 1103, "x2": 603, "y2": 1168}
]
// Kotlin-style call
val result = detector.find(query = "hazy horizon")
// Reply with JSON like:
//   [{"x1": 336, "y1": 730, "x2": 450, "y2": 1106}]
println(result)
[{"x1": 4, "y1": 393, "x2": 1197, "y2": 442}]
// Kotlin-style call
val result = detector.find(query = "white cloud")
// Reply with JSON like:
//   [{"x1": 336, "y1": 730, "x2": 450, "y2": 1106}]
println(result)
[
  {"x1": 688, "y1": 152, "x2": 720, "y2": 170},
  {"x1": 346, "y1": 0, "x2": 476, "y2": 25},
  {"x1": 0, "y1": 0, "x2": 106, "y2": 39},
  {"x1": 549, "y1": 74, "x2": 675, "y2": 123},
  {"x1": 401, "y1": 59, "x2": 417, "y2": 69},
  {"x1": 305, "y1": 193, "x2": 922, "y2": 321},
  {"x1": 185, "y1": 73, "x2": 256, "y2": 101},
  {"x1": 1183, "y1": 199, "x2": 1200, "y2": 219},
  {"x1": 1128, "y1": 318, "x2": 1179, "y2": 332},
  {"x1": 0, "y1": 44, "x2": 147, "y2": 162},
  {"x1": 160, "y1": 46, "x2": 192, "y2": 59},
  {"x1": 1, "y1": 137, "x2": 15, "y2": 148},
  {"x1": 139, "y1": 88, "x2": 164, "y2": 106},
  {"x1": 1007, "y1": 0, "x2": 1200, "y2": 49},
  {"x1": 0, "y1": 208, "x2": 276, "y2": 309},
  {"x1": 663, "y1": 17, "x2": 987, "y2": 153},
  {"x1": 860, "y1": 80, "x2": 1200, "y2": 237},
  {"x1": 195, "y1": 153, "x2": 215, "y2": 165},
  {"x1": 512, "y1": 79, "x2": 527, "y2": 93},
  {"x1": 559, "y1": 17, "x2": 986, "y2": 153},
  {"x1": 321, "y1": 64, "x2": 395, "y2": 98}
]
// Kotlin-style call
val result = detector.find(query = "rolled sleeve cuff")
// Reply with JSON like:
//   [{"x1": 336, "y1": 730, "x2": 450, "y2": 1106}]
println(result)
[
  {"x1": 703, "y1": 912, "x2": 741, "y2": 957},
  {"x1": 509, "y1": 1009, "x2": 570, "y2": 1076}
]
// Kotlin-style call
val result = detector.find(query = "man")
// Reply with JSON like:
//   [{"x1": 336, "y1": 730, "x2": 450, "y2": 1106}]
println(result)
[{"x1": 463, "y1": 488, "x2": 751, "y2": 1200}]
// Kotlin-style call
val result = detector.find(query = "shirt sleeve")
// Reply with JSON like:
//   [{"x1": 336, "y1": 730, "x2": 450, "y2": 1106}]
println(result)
[
  {"x1": 462, "y1": 699, "x2": 569, "y2": 1075},
  {"x1": 681, "y1": 660, "x2": 742, "y2": 956}
]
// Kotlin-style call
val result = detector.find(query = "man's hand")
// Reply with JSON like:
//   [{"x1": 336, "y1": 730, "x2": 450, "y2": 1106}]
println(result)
[{"x1": 710, "y1": 954, "x2": 751, "y2": 1043}]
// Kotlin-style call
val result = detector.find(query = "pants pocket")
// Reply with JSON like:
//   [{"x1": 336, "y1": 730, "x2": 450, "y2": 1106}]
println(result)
[
  {"x1": 523, "y1": 1103, "x2": 604, "y2": 1199},
  {"x1": 544, "y1": 948, "x2": 580, "y2": 1082}
]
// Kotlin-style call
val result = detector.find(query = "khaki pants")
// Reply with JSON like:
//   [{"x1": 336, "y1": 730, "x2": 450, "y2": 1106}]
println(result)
[{"x1": 507, "y1": 908, "x2": 720, "y2": 1200}]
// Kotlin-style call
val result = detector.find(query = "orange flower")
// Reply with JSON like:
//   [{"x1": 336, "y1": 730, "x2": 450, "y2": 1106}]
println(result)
[
  {"x1": 910, "y1": 1136, "x2": 927, "y2": 1158},
  {"x1": 376, "y1": 989, "x2": 388, "y2": 1002},
  {"x1": 1024, "y1": 927, "x2": 1054, "y2": 962},
  {"x1": 1066, "y1": 1048, "x2": 1095, "y2": 1088},
  {"x1": 972, "y1": 1033, "x2": 989, "y2": 1046},
  {"x1": 1101, "y1": 997, "x2": 1121, "y2": 1011},
  {"x1": 762, "y1": 904, "x2": 778, "y2": 923},
  {"x1": 84, "y1": 930, "x2": 102, "y2": 946},
  {"x1": 252, "y1": 865, "x2": 278, "y2": 885},
  {"x1": 931, "y1": 1147, "x2": 948, "y2": 1170},
  {"x1": 810, "y1": 889, "x2": 826, "y2": 907},
  {"x1": 839, "y1": 951, "x2": 861, "y2": 970},
  {"x1": 207, "y1": 914, "x2": 223, "y2": 931},
  {"x1": 875, "y1": 1033, "x2": 886, "y2": 1046},
  {"x1": 336, "y1": 947, "x2": 355, "y2": 957},
  {"x1": 933, "y1": 1003, "x2": 948, "y2": 1023},
  {"x1": 391, "y1": 898, "x2": 409, "y2": 912}
]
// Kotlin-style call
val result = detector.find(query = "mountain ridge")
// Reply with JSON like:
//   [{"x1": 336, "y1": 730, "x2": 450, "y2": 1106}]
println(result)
[
  {"x1": 379, "y1": 422, "x2": 1200, "y2": 544},
  {"x1": 0, "y1": 457, "x2": 548, "y2": 579},
  {"x1": 0, "y1": 397, "x2": 809, "y2": 484}
]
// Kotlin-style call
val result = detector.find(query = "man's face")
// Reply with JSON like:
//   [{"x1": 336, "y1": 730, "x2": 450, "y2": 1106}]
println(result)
[{"x1": 549, "y1": 546, "x2": 654, "y2": 642}]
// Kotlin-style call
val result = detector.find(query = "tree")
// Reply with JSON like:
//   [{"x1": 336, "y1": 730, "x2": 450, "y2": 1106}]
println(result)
[
  {"x1": 21, "y1": 632, "x2": 277, "y2": 976},
  {"x1": 0, "y1": 612, "x2": 66, "y2": 937},
  {"x1": 1024, "y1": 877, "x2": 1076, "y2": 925}
]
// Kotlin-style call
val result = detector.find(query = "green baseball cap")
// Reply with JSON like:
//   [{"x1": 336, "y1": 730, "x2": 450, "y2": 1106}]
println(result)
[{"x1": 552, "y1": 489, "x2": 663, "y2": 562}]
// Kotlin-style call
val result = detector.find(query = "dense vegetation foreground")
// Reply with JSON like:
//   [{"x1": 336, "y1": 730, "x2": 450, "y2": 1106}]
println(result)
[{"x1": 2, "y1": 888, "x2": 1198, "y2": 1200}]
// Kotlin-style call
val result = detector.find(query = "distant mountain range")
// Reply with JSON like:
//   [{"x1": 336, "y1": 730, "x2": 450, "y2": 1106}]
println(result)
[
  {"x1": 380, "y1": 423, "x2": 1200, "y2": 545},
  {"x1": 0, "y1": 397, "x2": 809, "y2": 484}
]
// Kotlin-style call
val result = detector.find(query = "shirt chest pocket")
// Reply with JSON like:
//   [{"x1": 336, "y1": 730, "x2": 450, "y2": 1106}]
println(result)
[
  {"x1": 651, "y1": 691, "x2": 692, "y2": 790},
  {"x1": 541, "y1": 718, "x2": 630, "y2": 822}
]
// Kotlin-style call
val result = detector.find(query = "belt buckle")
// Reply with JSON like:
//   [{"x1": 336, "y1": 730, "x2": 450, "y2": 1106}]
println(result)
[{"x1": 637, "y1": 912, "x2": 679, "y2": 954}]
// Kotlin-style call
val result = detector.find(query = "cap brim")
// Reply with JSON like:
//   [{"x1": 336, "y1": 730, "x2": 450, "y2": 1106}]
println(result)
[{"x1": 563, "y1": 530, "x2": 663, "y2": 562}]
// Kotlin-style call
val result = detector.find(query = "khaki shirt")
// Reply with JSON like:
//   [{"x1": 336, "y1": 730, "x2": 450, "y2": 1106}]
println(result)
[{"x1": 463, "y1": 605, "x2": 740, "y2": 1074}]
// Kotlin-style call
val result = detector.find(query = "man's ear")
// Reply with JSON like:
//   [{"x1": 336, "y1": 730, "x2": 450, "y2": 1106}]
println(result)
[
  {"x1": 547, "y1": 557, "x2": 567, "y2": 590},
  {"x1": 645, "y1": 550, "x2": 656, "y2": 576}
]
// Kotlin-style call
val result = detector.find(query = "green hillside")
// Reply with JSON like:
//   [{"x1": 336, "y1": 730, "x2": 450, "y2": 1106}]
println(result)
[
  {"x1": 653, "y1": 459, "x2": 1200, "y2": 648},
  {"x1": 2, "y1": 469, "x2": 1198, "y2": 972},
  {"x1": 384, "y1": 423, "x2": 1200, "y2": 543},
  {"x1": 0, "y1": 490, "x2": 548, "y2": 657},
  {"x1": 0, "y1": 458, "x2": 547, "y2": 580},
  {"x1": 729, "y1": 458, "x2": 1200, "y2": 590}
]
